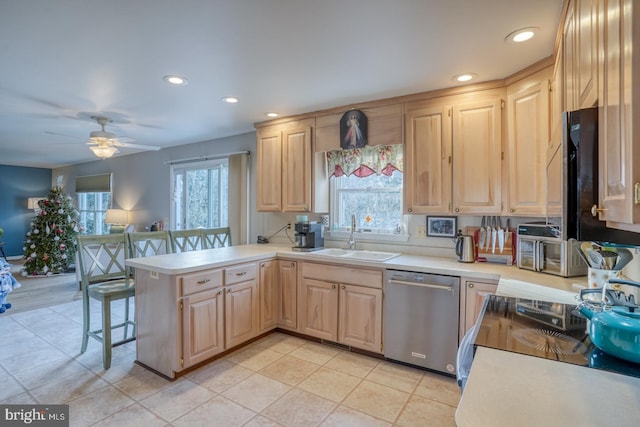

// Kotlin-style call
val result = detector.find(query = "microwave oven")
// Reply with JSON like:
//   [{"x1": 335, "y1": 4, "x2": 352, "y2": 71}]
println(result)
[{"x1": 517, "y1": 223, "x2": 586, "y2": 277}]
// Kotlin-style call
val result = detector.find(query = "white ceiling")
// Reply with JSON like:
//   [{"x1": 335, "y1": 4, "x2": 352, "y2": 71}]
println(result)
[{"x1": 0, "y1": 0, "x2": 563, "y2": 168}]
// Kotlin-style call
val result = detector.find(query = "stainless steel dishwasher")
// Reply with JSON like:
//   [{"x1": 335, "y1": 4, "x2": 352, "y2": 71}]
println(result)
[{"x1": 384, "y1": 270, "x2": 460, "y2": 375}]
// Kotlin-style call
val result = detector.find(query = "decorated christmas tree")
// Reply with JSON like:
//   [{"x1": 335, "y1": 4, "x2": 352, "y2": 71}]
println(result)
[{"x1": 22, "y1": 186, "x2": 80, "y2": 276}]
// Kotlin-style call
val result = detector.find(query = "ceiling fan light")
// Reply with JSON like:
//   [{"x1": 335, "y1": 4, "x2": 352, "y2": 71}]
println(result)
[
  {"x1": 163, "y1": 75, "x2": 188, "y2": 85},
  {"x1": 89, "y1": 145, "x2": 118, "y2": 158}
]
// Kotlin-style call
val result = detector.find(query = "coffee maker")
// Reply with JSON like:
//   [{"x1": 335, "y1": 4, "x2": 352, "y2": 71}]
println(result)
[{"x1": 292, "y1": 221, "x2": 324, "y2": 252}]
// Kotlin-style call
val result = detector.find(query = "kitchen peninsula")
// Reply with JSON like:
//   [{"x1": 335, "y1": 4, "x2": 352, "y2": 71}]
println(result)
[{"x1": 126, "y1": 244, "x2": 640, "y2": 426}]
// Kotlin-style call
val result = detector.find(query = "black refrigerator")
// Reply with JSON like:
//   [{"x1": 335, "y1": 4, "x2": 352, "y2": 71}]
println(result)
[{"x1": 563, "y1": 107, "x2": 640, "y2": 246}]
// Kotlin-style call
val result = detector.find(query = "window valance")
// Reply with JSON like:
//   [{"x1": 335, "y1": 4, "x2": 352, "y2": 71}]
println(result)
[
  {"x1": 75, "y1": 173, "x2": 112, "y2": 193},
  {"x1": 326, "y1": 145, "x2": 403, "y2": 178}
]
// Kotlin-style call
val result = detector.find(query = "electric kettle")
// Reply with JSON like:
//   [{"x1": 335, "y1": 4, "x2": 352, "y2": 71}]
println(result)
[{"x1": 455, "y1": 233, "x2": 475, "y2": 263}]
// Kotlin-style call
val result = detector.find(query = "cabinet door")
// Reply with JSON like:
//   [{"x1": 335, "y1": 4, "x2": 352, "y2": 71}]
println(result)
[
  {"x1": 563, "y1": 2, "x2": 578, "y2": 112},
  {"x1": 225, "y1": 280, "x2": 259, "y2": 348},
  {"x1": 338, "y1": 284, "x2": 382, "y2": 353},
  {"x1": 577, "y1": 0, "x2": 598, "y2": 108},
  {"x1": 182, "y1": 288, "x2": 224, "y2": 368},
  {"x1": 598, "y1": 0, "x2": 640, "y2": 228},
  {"x1": 301, "y1": 278, "x2": 338, "y2": 341},
  {"x1": 452, "y1": 98, "x2": 503, "y2": 214},
  {"x1": 277, "y1": 260, "x2": 298, "y2": 330},
  {"x1": 256, "y1": 128, "x2": 282, "y2": 212},
  {"x1": 259, "y1": 261, "x2": 277, "y2": 332},
  {"x1": 282, "y1": 125, "x2": 312, "y2": 212},
  {"x1": 507, "y1": 79, "x2": 549, "y2": 216},
  {"x1": 404, "y1": 104, "x2": 452, "y2": 214},
  {"x1": 462, "y1": 281, "x2": 497, "y2": 338}
]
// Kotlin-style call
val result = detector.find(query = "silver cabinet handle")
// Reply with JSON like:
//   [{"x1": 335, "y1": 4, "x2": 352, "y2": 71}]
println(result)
[
  {"x1": 332, "y1": 284, "x2": 336, "y2": 289},
  {"x1": 197, "y1": 279, "x2": 210, "y2": 285},
  {"x1": 389, "y1": 279, "x2": 453, "y2": 292},
  {"x1": 236, "y1": 271, "x2": 247, "y2": 276},
  {"x1": 468, "y1": 283, "x2": 474, "y2": 288}
]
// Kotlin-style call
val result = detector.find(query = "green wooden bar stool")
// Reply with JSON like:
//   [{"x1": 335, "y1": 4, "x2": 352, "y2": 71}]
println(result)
[
  {"x1": 201, "y1": 227, "x2": 232, "y2": 248},
  {"x1": 76, "y1": 234, "x2": 135, "y2": 369},
  {"x1": 169, "y1": 229, "x2": 204, "y2": 253},
  {"x1": 127, "y1": 231, "x2": 172, "y2": 258}
]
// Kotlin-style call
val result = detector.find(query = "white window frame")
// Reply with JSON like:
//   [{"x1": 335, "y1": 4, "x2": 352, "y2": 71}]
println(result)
[
  {"x1": 170, "y1": 158, "x2": 229, "y2": 230},
  {"x1": 77, "y1": 192, "x2": 111, "y2": 235},
  {"x1": 328, "y1": 172, "x2": 408, "y2": 243}
]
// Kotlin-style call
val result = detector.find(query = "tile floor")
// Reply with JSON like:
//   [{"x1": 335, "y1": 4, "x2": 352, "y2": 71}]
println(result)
[{"x1": 0, "y1": 298, "x2": 460, "y2": 426}]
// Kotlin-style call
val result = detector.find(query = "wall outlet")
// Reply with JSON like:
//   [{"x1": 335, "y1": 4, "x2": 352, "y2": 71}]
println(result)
[{"x1": 416, "y1": 225, "x2": 426, "y2": 237}]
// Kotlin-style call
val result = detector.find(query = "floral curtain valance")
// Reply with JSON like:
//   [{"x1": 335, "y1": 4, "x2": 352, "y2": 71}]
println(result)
[{"x1": 326, "y1": 145, "x2": 403, "y2": 178}]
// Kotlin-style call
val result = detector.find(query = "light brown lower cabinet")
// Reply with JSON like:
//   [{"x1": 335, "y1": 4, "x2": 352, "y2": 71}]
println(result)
[
  {"x1": 277, "y1": 260, "x2": 298, "y2": 329},
  {"x1": 259, "y1": 260, "x2": 278, "y2": 332},
  {"x1": 301, "y1": 262, "x2": 383, "y2": 353},
  {"x1": 459, "y1": 279, "x2": 498, "y2": 341},
  {"x1": 182, "y1": 287, "x2": 224, "y2": 367},
  {"x1": 225, "y1": 279, "x2": 259, "y2": 348}
]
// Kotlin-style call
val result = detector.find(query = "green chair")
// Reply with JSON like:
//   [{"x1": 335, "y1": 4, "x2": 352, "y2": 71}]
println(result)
[
  {"x1": 127, "y1": 231, "x2": 172, "y2": 258},
  {"x1": 201, "y1": 227, "x2": 232, "y2": 248},
  {"x1": 76, "y1": 234, "x2": 135, "y2": 369},
  {"x1": 169, "y1": 229, "x2": 204, "y2": 253}
]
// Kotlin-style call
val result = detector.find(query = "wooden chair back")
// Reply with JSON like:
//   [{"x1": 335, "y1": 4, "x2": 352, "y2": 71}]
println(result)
[
  {"x1": 169, "y1": 229, "x2": 204, "y2": 253},
  {"x1": 127, "y1": 231, "x2": 172, "y2": 258},
  {"x1": 76, "y1": 234, "x2": 130, "y2": 286},
  {"x1": 201, "y1": 227, "x2": 232, "y2": 249}
]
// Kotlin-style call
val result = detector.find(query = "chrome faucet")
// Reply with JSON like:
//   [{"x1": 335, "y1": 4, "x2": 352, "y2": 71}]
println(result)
[{"x1": 346, "y1": 214, "x2": 357, "y2": 250}]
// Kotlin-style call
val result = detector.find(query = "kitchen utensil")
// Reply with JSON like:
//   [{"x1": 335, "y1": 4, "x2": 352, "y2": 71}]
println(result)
[
  {"x1": 479, "y1": 216, "x2": 487, "y2": 250},
  {"x1": 586, "y1": 248, "x2": 604, "y2": 269},
  {"x1": 613, "y1": 248, "x2": 634, "y2": 270},
  {"x1": 491, "y1": 217, "x2": 497, "y2": 254},
  {"x1": 497, "y1": 217, "x2": 505, "y2": 254},
  {"x1": 575, "y1": 242, "x2": 591, "y2": 267},
  {"x1": 579, "y1": 279, "x2": 640, "y2": 364},
  {"x1": 580, "y1": 242, "x2": 594, "y2": 267},
  {"x1": 599, "y1": 250, "x2": 619, "y2": 270},
  {"x1": 455, "y1": 234, "x2": 475, "y2": 263}
]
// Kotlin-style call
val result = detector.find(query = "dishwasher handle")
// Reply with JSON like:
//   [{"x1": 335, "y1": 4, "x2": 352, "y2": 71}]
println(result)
[{"x1": 388, "y1": 278, "x2": 453, "y2": 292}]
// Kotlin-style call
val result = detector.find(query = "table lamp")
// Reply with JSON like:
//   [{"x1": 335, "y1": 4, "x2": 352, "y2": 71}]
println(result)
[{"x1": 105, "y1": 209, "x2": 129, "y2": 234}]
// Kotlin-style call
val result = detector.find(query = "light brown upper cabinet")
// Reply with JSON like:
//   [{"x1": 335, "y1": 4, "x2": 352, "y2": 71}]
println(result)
[
  {"x1": 564, "y1": 0, "x2": 597, "y2": 110},
  {"x1": 506, "y1": 68, "x2": 551, "y2": 216},
  {"x1": 452, "y1": 94, "x2": 504, "y2": 215},
  {"x1": 256, "y1": 119, "x2": 328, "y2": 213},
  {"x1": 404, "y1": 102, "x2": 452, "y2": 214},
  {"x1": 595, "y1": 0, "x2": 640, "y2": 230}
]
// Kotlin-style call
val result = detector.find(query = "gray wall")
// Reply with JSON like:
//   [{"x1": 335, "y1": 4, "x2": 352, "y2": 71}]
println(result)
[{"x1": 54, "y1": 131, "x2": 259, "y2": 243}]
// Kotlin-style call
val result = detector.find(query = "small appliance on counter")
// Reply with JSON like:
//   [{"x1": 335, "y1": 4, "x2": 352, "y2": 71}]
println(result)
[
  {"x1": 516, "y1": 222, "x2": 586, "y2": 277},
  {"x1": 455, "y1": 232, "x2": 475, "y2": 263},
  {"x1": 292, "y1": 221, "x2": 324, "y2": 252}
]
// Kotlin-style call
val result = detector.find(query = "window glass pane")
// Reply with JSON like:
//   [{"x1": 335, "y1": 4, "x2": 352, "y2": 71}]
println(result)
[
  {"x1": 186, "y1": 169, "x2": 209, "y2": 229},
  {"x1": 333, "y1": 169, "x2": 403, "y2": 233},
  {"x1": 77, "y1": 192, "x2": 111, "y2": 234}
]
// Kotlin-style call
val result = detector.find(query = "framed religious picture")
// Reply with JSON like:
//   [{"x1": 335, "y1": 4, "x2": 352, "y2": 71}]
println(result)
[
  {"x1": 340, "y1": 109, "x2": 368, "y2": 149},
  {"x1": 426, "y1": 216, "x2": 457, "y2": 237}
]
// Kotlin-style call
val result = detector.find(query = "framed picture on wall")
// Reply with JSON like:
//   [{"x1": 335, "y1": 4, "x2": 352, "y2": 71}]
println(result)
[
  {"x1": 426, "y1": 216, "x2": 457, "y2": 237},
  {"x1": 340, "y1": 109, "x2": 368, "y2": 149}
]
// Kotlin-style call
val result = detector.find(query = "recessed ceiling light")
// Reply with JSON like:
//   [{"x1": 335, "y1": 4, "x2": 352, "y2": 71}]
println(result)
[
  {"x1": 163, "y1": 75, "x2": 188, "y2": 85},
  {"x1": 506, "y1": 27, "x2": 537, "y2": 43},
  {"x1": 222, "y1": 96, "x2": 239, "y2": 104},
  {"x1": 453, "y1": 73, "x2": 477, "y2": 82},
  {"x1": 265, "y1": 112, "x2": 279, "y2": 118}
]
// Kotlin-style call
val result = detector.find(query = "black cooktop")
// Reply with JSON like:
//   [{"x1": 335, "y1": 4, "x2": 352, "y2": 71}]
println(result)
[{"x1": 473, "y1": 295, "x2": 640, "y2": 379}]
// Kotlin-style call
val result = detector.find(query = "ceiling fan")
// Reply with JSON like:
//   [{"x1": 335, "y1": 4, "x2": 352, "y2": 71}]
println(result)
[{"x1": 86, "y1": 116, "x2": 161, "y2": 158}]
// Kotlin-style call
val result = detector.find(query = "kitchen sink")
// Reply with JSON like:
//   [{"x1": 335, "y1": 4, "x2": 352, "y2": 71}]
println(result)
[{"x1": 311, "y1": 248, "x2": 400, "y2": 262}]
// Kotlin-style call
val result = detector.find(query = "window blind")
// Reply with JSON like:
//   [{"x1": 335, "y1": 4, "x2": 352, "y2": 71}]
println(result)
[{"x1": 75, "y1": 173, "x2": 112, "y2": 193}]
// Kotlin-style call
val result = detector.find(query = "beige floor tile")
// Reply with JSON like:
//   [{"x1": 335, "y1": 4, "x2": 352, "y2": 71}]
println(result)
[
  {"x1": 222, "y1": 373, "x2": 290, "y2": 412},
  {"x1": 0, "y1": 375, "x2": 27, "y2": 402},
  {"x1": 243, "y1": 414, "x2": 284, "y2": 426},
  {"x1": 186, "y1": 358, "x2": 254, "y2": 393},
  {"x1": 342, "y1": 379, "x2": 409, "y2": 423},
  {"x1": 0, "y1": 335, "x2": 53, "y2": 362},
  {"x1": 365, "y1": 361, "x2": 424, "y2": 392},
  {"x1": 140, "y1": 379, "x2": 215, "y2": 422},
  {"x1": 172, "y1": 395, "x2": 255, "y2": 427},
  {"x1": 320, "y1": 405, "x2": 391, "y2": 427},
  {"x1": 255, "y1": 333, "x2": 308, "y2": 354},
  {"x1": 395, "y1": 394, "x2": 457, "y2": 427},
  {"x1": 261, "y1": 388, "x2": 336, "y2": 426},
  {"x1": 93, "y1": 359, "x2": 146, "y2": 384},
  {"x1": 297, "y1": 366, "x2": 361, "y2": 402},
  {"x1": 413, "y1": 371, "x2": 461, "y2": 407},
  {"x1": 113, "y1": 369, "x2": 173, "y2": 401},
  {"x1": 13, "y1": 358, "x2": 90, "y2": 390},
  {"x1": 288, "y1": 341, "x2": 342, "y2": 365},
  {"x1": 68, "y1": 385, "x2": 136, "y2": 426},
  {"x1": 224, "y1": 344, "x2": 284, "y2": 371},
  {"x1": 91, "y1": 403, "x2": 167, "y2": 427},
  {"x1": 0, "y1": 392, "x2": 38, "y2": 405},
  {"x1": 0, "y1": 345, "x2": 70, "y2": 374},
  {"x1": 325, "y1": 351, "x2": 380, "y2": 378},
  {"x1": 30, "y1": 370, "x2": 110, "y2": 403},
  {"x1": 259, "y1": 354, "x2": 320, "y2": 386}
]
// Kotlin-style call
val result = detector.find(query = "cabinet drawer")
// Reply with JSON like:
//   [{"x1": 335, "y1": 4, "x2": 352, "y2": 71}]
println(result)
[
  {"x1": 225, "y1": 263, "x2": 258, "y2": 285},
  {"x1": 181, "y1": 269, "x2": 223, "y2": 296},
  {"x1": 302, "y1": 262, "x2": 383, "y2": 288}
]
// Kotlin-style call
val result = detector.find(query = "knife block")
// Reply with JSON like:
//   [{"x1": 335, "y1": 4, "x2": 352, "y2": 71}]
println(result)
[{"x1": 465, "y1": 226, "x2": 516, "y2": 265}]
